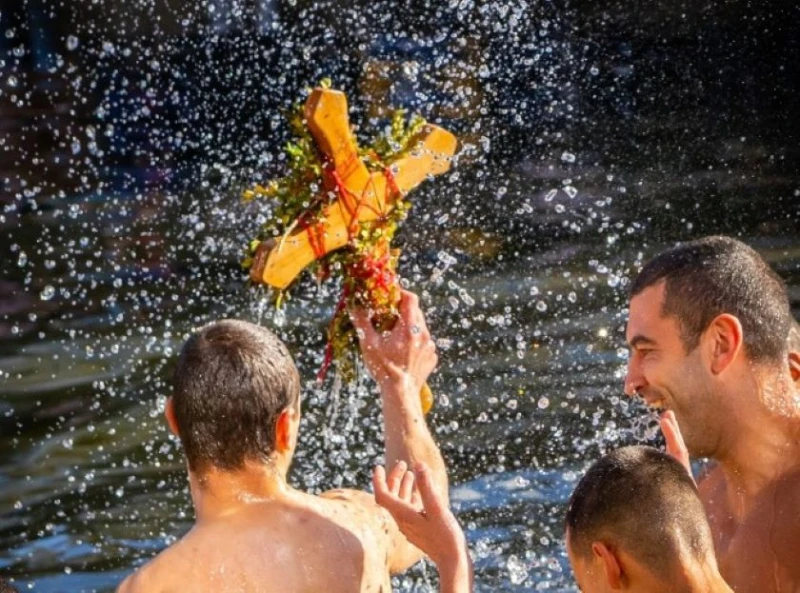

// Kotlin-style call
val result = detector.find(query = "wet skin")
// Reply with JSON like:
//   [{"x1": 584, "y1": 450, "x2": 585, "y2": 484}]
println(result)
[
  {"x1": 625, "y1": 282, "x2": 800, "y2": 593},
  {"x1": 116, "y1": 291, "x2": 449, "y2": 593}
]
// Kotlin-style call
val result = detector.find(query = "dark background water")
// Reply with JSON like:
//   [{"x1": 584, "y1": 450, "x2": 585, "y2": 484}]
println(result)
[{"x1": 0, "y1": 0, "x2": 798, "y2": 591}]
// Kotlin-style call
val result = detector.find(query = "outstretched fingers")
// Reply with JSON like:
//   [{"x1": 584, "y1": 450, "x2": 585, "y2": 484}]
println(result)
[
  {"x1": 386, "y1": 460, "x2": 409, "y2": 496},
  {"x1": 373, "y1": 463, "x2": 422, "y2": 521},
  {"x1": 399, "y1": 468, "x2": 416, "y2": 502},
  {"x1": 413, "y1": 463, "x2": 448, "y2": 518}
]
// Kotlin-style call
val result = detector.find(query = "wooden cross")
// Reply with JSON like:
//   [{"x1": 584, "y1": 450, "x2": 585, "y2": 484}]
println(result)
[{"x1": 249, "y1": 88, "x2": 458, "y2": 289}]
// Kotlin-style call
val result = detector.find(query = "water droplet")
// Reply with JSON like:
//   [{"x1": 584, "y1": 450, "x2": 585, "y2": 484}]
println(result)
[
  {"x1": 507, "y1": 554, "x2": 528, "y2": 585},
  {"x1": 40, "y1": 285, "x2": 55, "y2": 301},
  {"x1": 538, "y1": 396, "x2": 550, "y2": 409},
  {"x1": 66, "y1": 35, "x2": 79, "y2": 51},
  {"x1": 561, "y1": 151, "x2": 576, "y2": 163},
  {"x1": 536, "y1": 300, "x2": 547, "y2": 312}
]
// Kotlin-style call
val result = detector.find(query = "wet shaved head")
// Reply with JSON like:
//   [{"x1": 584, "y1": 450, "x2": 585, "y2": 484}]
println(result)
[{"x1": 565, "y1": 446, "x2": 715, "y2": 579}]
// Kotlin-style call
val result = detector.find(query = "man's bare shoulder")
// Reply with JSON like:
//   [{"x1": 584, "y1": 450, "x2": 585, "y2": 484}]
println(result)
[
  {"x1": 116, "y1": 540, "x2": 186, "y2": 593},
  {"x1": 116, "y1": 561, "x2": 161, "y2": 593},
  {"x1": 320, "y1": 487, "x2": 377, "y2": 507},
  {"x1": 318, "y1": 488, "x2": 392, "y2": 531},
  {"x1": 318, "y1": 489, "x2": 402, "y2": 556},
  {"x1": 320, "y1": 487, "x2": 425, "y2": 573}
]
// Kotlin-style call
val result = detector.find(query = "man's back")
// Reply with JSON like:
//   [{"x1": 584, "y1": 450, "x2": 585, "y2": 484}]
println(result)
[
  {"x1": 119, "y1": 490, "x2": 395, "y2": 593},
  {"x1": 117, "y1": 299, "x2": 448, "y2": 592},
  {"x1": 699, "y1": 464, "x2": 800, "y2": 593}
]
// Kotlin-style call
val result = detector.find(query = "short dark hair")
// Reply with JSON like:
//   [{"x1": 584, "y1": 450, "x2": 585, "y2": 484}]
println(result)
[
  {"x1": 565, "y1": 446, "x2": 714, "y2": 578},
  {"x1": 0, "y1": 578, "x2": 19, "y2": 593},
  {"x1": 630, "y1": 235, "x2": 791, "y2": 363},
  {"x1": 172, "y1": 319, "x2": 300, "y2": 473}
]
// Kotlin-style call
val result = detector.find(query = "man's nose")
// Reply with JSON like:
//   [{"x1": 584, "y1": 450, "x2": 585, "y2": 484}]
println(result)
[{"x1": 624, "y1": 357, "x2": 646, "y2": 397}]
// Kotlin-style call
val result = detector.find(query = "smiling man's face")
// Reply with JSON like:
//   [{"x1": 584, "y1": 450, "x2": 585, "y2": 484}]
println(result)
[{"x1": 624, "y1": 281, "x2": 719, "y2": 457}]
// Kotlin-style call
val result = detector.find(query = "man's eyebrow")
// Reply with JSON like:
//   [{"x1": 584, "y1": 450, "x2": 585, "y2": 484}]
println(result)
[{"x1": 628, "y1": 335, "x2": 657, "y2": 348}]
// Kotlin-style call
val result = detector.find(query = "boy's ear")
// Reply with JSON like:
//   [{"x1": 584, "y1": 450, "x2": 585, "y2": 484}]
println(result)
[
  {"x1": 789, "y1": 351, "x2": 800, "y2": 383},
  {"x1": 165, "y1": 397, "x2": 180, "y2": 437},
  {"x1": 275, "y1": 408, "x2": 293, "y2": 454},
  {"x1": 592, "y1": 541, "x2": 624, "y2": 589}
]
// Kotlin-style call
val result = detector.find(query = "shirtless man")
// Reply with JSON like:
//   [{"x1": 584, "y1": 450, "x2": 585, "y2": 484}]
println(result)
[
  {"x1": 624, "y1": 236, "x2": 800, "y2": 592},
  {"x1": 117, "y1": 290, "x2": 447, "y2": 593}
]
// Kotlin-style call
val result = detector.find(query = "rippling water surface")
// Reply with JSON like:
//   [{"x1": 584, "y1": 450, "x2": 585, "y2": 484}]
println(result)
[{"x1": 1, "y1": 1, "x2": 798, "y2": 591}]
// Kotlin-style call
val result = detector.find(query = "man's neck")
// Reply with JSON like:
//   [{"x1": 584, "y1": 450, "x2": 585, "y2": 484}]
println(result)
[
  {"x1": 685, "y1": 572, "x2": 734, "y2": 593},
  {"x1": 658, "y1": 557, "x2": 733, "y2": 593},
  {"x1": 188, "y1": 459, "x2": 293, "y2": 522},
  {"x1": 715, "y1": 370, "x2": 800, "y2": 503}
]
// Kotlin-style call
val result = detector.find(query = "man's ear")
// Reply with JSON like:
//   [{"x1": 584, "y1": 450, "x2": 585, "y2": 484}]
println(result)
[
  {"x1": 274, "y1": 408, "x2": 294, "y2": 454},
  {"x1": 592, "y1": 541, "x2": 624, "y2": 589},
  {"x1": 165, "y1": 397, "x2": 180, "y2": 437},
  {"x1": 704, "y1": 314, "x2": 743, "y2": 375},
  {"x1": 789, "y1": 351, "x2": 800, "y2": 383}
]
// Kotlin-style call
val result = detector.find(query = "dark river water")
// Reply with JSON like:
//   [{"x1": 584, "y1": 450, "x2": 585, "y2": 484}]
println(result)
[{"x1": 0, "y1": 1, "x2": 798, "y2": 591}]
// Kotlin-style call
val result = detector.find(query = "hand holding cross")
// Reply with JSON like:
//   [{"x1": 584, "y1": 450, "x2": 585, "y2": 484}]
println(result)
[{"x1": 248, "y1": 87, "x2": 457, "y2": 414}]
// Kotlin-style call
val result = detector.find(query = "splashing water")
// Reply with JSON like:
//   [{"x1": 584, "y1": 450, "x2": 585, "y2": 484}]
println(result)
[{"x1": 0, "y1": 1, "x2": 798, "y2": 591}]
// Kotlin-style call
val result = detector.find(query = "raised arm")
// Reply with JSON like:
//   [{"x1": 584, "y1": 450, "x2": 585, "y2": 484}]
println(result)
[{"x1": 350, "y1": 289, "x2": 449, "y2": 571}]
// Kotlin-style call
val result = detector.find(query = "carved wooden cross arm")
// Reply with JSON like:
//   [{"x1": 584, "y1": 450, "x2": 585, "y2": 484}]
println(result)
[{"x1": 249, "y1": 88, "x2": 458, "y2": 289}]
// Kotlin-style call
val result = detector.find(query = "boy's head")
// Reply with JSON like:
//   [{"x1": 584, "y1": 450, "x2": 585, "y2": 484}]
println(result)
[
  {"x1": 168, "y1": 319, "x2": 300, "y2": 474},
  {"x1": 565, "y1": 446, "x2": 716, "y2": 592}
]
